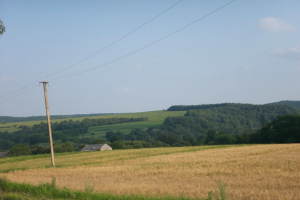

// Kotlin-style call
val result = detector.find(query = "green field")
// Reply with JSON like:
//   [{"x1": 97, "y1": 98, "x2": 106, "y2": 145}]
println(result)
[
  {"x1": 84, "y1": 121, "x2": 163, "y2": 138},
  {"x1": 0, "y1": 110, "x2": 185, "y2": 133}
]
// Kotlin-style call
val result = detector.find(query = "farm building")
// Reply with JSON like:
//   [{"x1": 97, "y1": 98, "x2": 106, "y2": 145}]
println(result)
[
  {"x1": 80, "y1": 144, "x2": 112, "y2": 151},
  {"x1": 0, "y1": 152, "x2": 8, "y2": 158}
]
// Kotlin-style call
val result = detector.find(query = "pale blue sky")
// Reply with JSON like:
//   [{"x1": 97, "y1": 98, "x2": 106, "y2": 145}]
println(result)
[{"x1": 0, "y1": 0, "x2": 300, "y2": 117}]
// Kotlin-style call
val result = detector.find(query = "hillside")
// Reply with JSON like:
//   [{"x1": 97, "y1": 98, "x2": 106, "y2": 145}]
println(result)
[
  {"x1": 266, "y1": 100, "x2": 300, "y2": 109},
  {"x1": 0, "y1": 110, "x2": 186, "y2": 133},
  {"x1": 2, "y1": 104, "x2": 300, "y2": 151},
  {"x1": 0, "y1": 113, "x2": 115, "y2": 124},
  {"x1": 121, "y1": 104, "x2": 300, "y2": 147},
  {"x1": 0, "y1": 111, "x2": 186, "y2": 150}
]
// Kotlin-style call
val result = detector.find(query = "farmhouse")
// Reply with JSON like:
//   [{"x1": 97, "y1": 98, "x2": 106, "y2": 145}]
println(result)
[{"x1": 80, "y1": 144, "x2": 112, "y2": 151}]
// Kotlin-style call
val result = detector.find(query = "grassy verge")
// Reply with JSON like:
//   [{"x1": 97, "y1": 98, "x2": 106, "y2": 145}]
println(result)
[{"x1": 0, "y1": 177, "x2": 228, "y2": 200}]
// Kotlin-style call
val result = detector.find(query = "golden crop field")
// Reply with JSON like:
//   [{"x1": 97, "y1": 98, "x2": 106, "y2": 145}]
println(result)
[{"x1": 1, "y1": 144, "x2": 299, "y2": 199}]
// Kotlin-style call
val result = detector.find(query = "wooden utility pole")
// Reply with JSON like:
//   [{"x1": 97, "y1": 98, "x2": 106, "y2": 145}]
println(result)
[{"x1": 40, "y1": 81, "x2": 55, "y2": 166}]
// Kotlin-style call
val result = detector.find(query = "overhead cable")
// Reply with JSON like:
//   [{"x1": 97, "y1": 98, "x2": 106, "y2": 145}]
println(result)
[
  {"x1": 0, "y1": 85, "x2": 38, "y2": 103},
  {"x1": 52, "y1": 0, "x2": 235, "y2": 80},
  {"x1": 0, "y1": 0, "x2": 183, "y2": 99}
]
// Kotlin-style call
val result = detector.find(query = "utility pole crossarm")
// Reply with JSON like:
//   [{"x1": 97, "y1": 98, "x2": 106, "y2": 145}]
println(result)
[{"x1": 40, "y1": 81, "x2": 55, "y2": 167}]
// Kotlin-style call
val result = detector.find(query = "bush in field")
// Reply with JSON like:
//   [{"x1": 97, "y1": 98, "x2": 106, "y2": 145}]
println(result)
[
  {"x1": 8, "y1": 144, "x2": 32, "y2": 156},
  {"x1": 92, "y1": 138, "x2": 107, "y2": 144},
  {"x1": 79, "y1": 144, "x2": 87, "y2": 149},
  {"x1": 111, "y1": 140, "x2": 125, "y2": 149},
  {"x1": 111, "y1": 140, "x2": 153, "y2": 149},
  {"x1": 31, "y1": 142, "x2": 74, "y2": 155}
]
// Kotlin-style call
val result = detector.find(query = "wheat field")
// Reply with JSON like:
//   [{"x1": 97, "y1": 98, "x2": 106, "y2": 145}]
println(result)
[{"x1": 1, "y1": 144, "x2": 300, "y2": 199}]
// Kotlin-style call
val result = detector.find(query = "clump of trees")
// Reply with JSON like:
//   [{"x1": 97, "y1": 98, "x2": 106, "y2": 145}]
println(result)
[{"x1": 8, "y1": 142, "x2": 74, "y2": 156}]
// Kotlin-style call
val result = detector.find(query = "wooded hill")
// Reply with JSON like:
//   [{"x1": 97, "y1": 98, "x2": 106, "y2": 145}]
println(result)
[
  {"x1": 164, "y1": 104, "x2": 299, "y2": 134},
  {"x1": 118, "y1": 104, "x2": 300, "y2": 147}
]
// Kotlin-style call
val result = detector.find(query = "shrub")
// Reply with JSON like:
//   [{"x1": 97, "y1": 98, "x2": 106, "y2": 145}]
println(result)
[{"x1": 8, "y1": 144, "x2": 32, "y2": 156}]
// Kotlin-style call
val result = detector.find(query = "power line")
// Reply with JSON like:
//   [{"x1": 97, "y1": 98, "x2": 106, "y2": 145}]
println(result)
[
  {"x1": 52, "y1": 0, "x2": 235, "y2": 80},
  {"x1": 0, "y1": 80, "x2": 38, "y2": 99},
  {"x1": 0, "y1": 0, "x2": 183, "y2": 99},
  {"x1": 1, "y1": 0, "x2": 235, "y2": 104},
  {"x1": 0, "y1": 85, "x2": 38, "y2": 104}
]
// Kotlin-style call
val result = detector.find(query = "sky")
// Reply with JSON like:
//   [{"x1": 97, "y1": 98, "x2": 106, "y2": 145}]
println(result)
[{"x1": 0, "y1": 0, "x2": 300, "y2": 117}]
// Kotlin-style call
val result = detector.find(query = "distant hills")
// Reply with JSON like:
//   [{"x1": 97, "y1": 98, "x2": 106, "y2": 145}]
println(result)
[
  {"x1": 1, "y1": 100, "x2": 299, "y2": 124},
  {"x1": 0, "y1": 113, "x2": 115, "y2": 124},
  {"x1": 266, "y1": 100, "x2": 300, "y2": 109},
  {"x1": 167, "y1": 101, "x2": 300, "y2": 111}
]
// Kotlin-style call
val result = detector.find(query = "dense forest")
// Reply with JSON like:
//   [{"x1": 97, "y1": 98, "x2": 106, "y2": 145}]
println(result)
[
  {"x1": 0, "y1": 117, "x2": 147, "y2": 150},
  {"x1": 105, "y1": 104, "x2": 300, "y2": 148},
  {"x1": 0, "y1": 113, "x2": 116, "y2": 124},
  {"x1": 106, "y1": 113, "x2": 300, "y2": 149},
  {"x1": 166, "y1": 104, "x2": 299, "y2": 134}
]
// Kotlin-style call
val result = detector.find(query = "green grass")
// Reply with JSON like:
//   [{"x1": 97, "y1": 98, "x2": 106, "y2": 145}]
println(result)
[
  {"x1": 0, "y1": 127, "x2": 19, "y2": 133},
  {"x1": 0, "y1": 177, "x2": 218, "y2": 200},
  {"x1": 0, "y1": 110, "x2": 185, "y2": 133},
  {"x1": 85, "y1": 121, "x2": 163, "y2": 138}
]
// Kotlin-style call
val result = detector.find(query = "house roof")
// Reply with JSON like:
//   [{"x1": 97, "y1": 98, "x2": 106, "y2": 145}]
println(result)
[{"x1": 81, "y1": 144, "x2": 107, "y2": 151}]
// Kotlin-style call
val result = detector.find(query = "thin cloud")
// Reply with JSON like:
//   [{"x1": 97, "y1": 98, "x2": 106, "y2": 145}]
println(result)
[
  {"x1": 128, "y1": 63, "x2": 141, "y2": 71},
  {"x1": 259, "y1": 17, "x2": 296, "y2": 32},
  {"x1": 270, "y1": 48, "x2": 286, "y2": 55},
  {"x1": 270, "y1": 46, "x2": 300, "y2": 60},
  {"x1": 1, "y1": 76, "x2": 18, "y2": 81},
  {"x1": 244, "y1": 66, "x2": 251, "y2": 71},
  {"x1": 114, "y1": 87, "x2": 131, "y2": 92},
  {"x1": 1, "y1": 76, "x2": 9, "y2": 81}
]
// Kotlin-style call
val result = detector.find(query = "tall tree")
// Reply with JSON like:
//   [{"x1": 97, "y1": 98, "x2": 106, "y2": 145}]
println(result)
[{"x1": 0, "y1": 19, "x2": 5, "y2": 35}]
